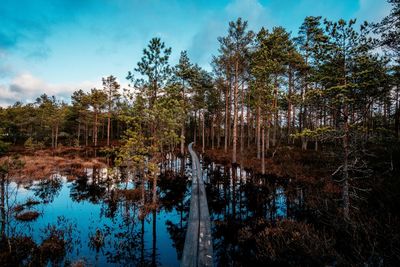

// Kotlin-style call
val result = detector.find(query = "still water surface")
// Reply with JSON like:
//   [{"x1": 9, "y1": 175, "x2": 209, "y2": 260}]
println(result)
[{"x1": 5, "y1": 156, "x2": 299, "y2": 266}]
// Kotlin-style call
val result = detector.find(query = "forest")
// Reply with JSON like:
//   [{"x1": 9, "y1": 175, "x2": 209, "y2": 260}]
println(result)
[{"x1": 1, "y1": 0, "x2": 400, "y2": 266}]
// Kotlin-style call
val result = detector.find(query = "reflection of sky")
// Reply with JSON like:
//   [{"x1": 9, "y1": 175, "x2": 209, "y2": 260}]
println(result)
[
  {"x1": 9, "y1": 175, "x2": 182, "y2": 266},
  {"x1": 275, "y1": 186, "x2": 287, "y2": 218}
]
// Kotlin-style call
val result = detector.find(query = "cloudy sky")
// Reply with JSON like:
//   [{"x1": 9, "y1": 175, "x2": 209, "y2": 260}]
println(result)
[{"x1": 0, "y1": 0, "x2": 391, "y2": 106}]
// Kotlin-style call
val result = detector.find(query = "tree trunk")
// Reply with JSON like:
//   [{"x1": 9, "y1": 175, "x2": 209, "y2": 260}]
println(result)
[
  {"x1": 301, "y1": 137, "x2": 307, "y2": 150},
  {"x1": 194, "y1": 111, "x2": 197, "y2": 145},
  {"x1": 101, "y1": 118, "x2": 104, "y2": 140},
  {"x1": 211, "y1": 115, "x2": 215, "y2": 150},
  {"x1": 217, "y1": 114, "x2": 221, "y2": 148},
  {"x1": 240, "y1": 83, "x2": 245, "y2": 154},
  {"x1": 202, "y1": 111, "x2": 205, "y2": 154},
  {"x1": 228, "y1": 77, "x2": 232, "y2": 147},
  {"x1": 107, "y1": 111, "x2": 111, "y2": 146},
  {"x1": 232, "y1": 60, "x2": 239, "y2": 163},
  {"x1": 261, "y1": 120, "x2": 265, "y2": 175},
  {"x1": 247, "y1": 103, "x2": 251, "y2": 149},
  {"x1": 395, "y1": 86, "x2": 399, "y2": 139},
  {"x1": 272, "y1": 78, "x2": 278, "y2": 147},
  {"x1": 198, "y1": 111, "x2": 201, "y2": 147},
  {"x1": 92, "y1": 114, "x2": 95, "y2": 144},
  {"x1": 85, "y1": 120, "x2": 88, "y2": 147},
  {"x1": 180, "y1": 123, "x2": 185, "y2": 155},
  {"x1": 343, "y1": 103, "x2": 350, "y2": 220},
  {"x1": 266, "y1": 113, "x2": 270, "y2": 151},
  {"x1": 152, "y1": 170, "x2": 157, "y2": 205},
  {"x1": 94, "y1": 111, "x2": 98, "y2": 147},
  {"x1": 0, "y1": 175, "x2": 5, "y2": 239},
  {"x1": 287, "y1": 68, "x2": 292, "y2": 144},
  {"x1": 55, "y1": 124, "x2": 59, "y2": 149},
  {"x1": 224, "y1": 76, "x2": 229, "y2": 153},
  {"x1": 77, "y1": 119, "x2": 81, "y2": 146},
  {"x1": 51, "y1": 126, "x2": 54, "y2": 149},
  {"x1": 256, "y1": 105, "x2": 261, "y2": 159}
]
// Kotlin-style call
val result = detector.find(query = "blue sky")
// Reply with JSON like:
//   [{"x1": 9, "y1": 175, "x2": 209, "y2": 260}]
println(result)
[{"x1": 0, "y1": 0, "x2": 391, "y2": 106}]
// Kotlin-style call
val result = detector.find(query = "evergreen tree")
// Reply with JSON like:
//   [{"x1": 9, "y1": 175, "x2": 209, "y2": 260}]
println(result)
[
  {"x1": 218, "y1": 18, "x2": 254, "y2": 163},
  {"x1": 174, "y1": 51, "x2": 194, "y2": 154},
  {"x1": 88, "y1": 88, "x2": 107, "y2": 147},
  {"x1": 102, "y1": 75, "x2": 120, "y2": 146}
]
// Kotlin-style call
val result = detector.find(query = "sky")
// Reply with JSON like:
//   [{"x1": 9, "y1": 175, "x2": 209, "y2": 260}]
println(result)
[{"x1": 0, "y1": 0, "x2": 392, "y2": 107}]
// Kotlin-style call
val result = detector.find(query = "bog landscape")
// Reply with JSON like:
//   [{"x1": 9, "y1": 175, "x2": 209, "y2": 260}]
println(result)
[{"x1": 0, "y1": 0, "x2": 399, "y2": 266}]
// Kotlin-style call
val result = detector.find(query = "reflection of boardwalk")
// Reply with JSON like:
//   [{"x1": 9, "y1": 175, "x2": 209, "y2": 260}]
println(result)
[{"x1": 181, "y1": 143, "x2": 213, "y2": 267}]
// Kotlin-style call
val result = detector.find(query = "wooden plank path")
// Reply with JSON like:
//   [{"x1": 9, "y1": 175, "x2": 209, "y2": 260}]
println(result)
[{"x1": 181, "y1": 142, "x2": 213, "y2": 267}]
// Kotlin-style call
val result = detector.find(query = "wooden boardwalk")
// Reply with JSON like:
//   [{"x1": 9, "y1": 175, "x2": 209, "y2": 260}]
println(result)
[{"x1": 181, "y1": 143, "x2": 213, "y2": 267}]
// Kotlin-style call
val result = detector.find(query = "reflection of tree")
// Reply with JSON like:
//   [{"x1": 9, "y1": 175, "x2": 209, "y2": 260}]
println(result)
[
  {"x1": 101, "y1": 189, "x2": 118, "y2": 219},
  {"x1": 205, "y1": 163, "x2": 297, "y2": 266},
  {"x1": 0, "y1": 173, "x2": 6, "y2": 239},
  {"x1": 69, "y1": 177, "x2": 106, "y2": 203},
  {"x1": 158, "y1": 170, "x2": 190, "y2": 261},
  {"x1": 242, "y1": 179, "x2": 272, "y2": 218},
  {"x1": 0, "y1": 216, "x2": 78, "y2": 266},
  {"x1": 103, "y1": 207, "x2": 148, "y2": 266},
  {"x1": 69, "y1": 170, "x2": 106, "y2": 204},
  {"x1": 165, "y1": 219, "x2": 186, "y2": 260},
  {"x1": 158, "y1": 172, "x2": 188, "y2": 212},
  {"x1": 35, "y1": 216, "x2": 76, "y2": 266},
  {"x1": 32, "y1": 176, "x2": 62, "y2": 203},
  {"x1": 2, "y1": 161, "x2": 193, "y2": 266}
]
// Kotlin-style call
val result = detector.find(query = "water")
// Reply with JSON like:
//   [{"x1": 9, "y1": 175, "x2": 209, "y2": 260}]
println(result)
[
  {"x1": 201, "y1": 156, "x2": 304, "y2": 266},
  {"x1": 2, "y1": 155, "x2": 304, "y2": 266},
  {"x1": 4, "y1": 163, "x2": 191, "y2": 266}
]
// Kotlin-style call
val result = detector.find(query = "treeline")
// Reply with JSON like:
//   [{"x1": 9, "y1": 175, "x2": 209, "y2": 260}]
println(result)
[{"x1": 0, "y1": 76, "x2": 122, "y2": 149}]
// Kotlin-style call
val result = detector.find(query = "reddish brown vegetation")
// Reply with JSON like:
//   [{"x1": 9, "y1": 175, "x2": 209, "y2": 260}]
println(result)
[
  {"x1": 1, "y1": 146, "x2": 107, "y2": 182},
  {"x1": 117, "y1": 188, "x2": 142, "y2": 202},
  {"x1": 237, "y1": 219, "x2": 336, "y2": 265},
  {"x1": 203, "y1": 145, "x2": 339, "y2": 190},
  {"x1": 15, "y1": 211, "x2": 40, "y2": 221}
]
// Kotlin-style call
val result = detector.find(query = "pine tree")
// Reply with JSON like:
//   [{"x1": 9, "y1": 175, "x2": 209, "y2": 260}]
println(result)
[
  {"x1": 218, "y1": 18, "x2": 254, "y2": 163},
  {"x1": 71, "y1": 89, "x2": 90, "y2": 146},
  {"x1": 174, "y1": 51, "x2": 193, "y2": 154},
  {"x1": 102, "y1": 75, "x2": 120, "y2": 147},
  {"x1": 88, "y1": 89, "x2": 107, "y2": 147},
  {"x1": 295, "y1": 16, "x2": 328, "y2": 150}
]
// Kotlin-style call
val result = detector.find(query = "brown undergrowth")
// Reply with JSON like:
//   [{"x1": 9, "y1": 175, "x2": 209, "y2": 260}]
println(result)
[
  {"x1": 1, "y1": 146, "x2": 107, "y2": 182},
  {"x1": 202, "y1": 146, "x2": 338, "y2": 183},
  {"x1": 201, "y1": 145, "x2": 343, "y2": 210},
  {"x1": 202, "y1": 144, "x2": 400, "y2": 265}
]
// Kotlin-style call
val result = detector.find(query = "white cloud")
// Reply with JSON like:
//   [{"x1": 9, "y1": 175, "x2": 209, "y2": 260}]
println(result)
[
  {"x1": 356, "y1": 0, "x2": 391, "y2": 23},
  {"x1": 225, "y1": 0, "x2": 271, "y2": 29},
  {"x1": 187, "y1": 0, "x2": 271, "y2": 70},
  {"x1": 0, "y1": 72, "x2": 101, "y2": 107},
  {"x1": 0, "y1": 63, "x2": 15, "y2": 78}
]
